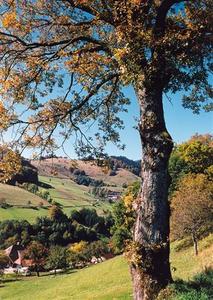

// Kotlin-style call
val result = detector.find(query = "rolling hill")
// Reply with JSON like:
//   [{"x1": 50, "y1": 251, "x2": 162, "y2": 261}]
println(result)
[
  {"x1": 0, "y1": 175, "x2": 112, "y2": 222},
  {"x1": 31, "y1": 157, "x2": 140, "y2": 189},
  {"x1": 0, "y1": 156, "x2": 140, "y2": 222}
]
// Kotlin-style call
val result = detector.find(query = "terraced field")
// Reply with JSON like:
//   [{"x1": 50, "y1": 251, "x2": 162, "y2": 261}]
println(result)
[{"x1": 0, "y1": 176, "x2": 113, "y2": 222}]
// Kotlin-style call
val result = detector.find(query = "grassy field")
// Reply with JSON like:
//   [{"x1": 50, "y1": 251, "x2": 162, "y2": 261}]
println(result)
[
  {"x1": 0, "y1": 183, "x2": 49, "y2": 222},
  {"x1": 39, "y1": 176, "x2": 113, "y2": 215},
  {"x1": 0, "y1": 207, "x2": 48, "y2": 223},
  {"x1": 0, "y1": 183, "x2": 48, "y2": 206},
  {"x1": 0, "y1": 256, "x2": 132, "y2": 300},
  {"x1": 0, "y1": 176, "x2": 113, "y2": 222},
  {"x1": 170, "y1": 234, "x2": 213, "y2": 280},
  {"x1": 39, "y1": 176, "x2": 98, "y2": 207},
  {"x1": 1, "y1": 235, "x2": 212, "y2": 300}
]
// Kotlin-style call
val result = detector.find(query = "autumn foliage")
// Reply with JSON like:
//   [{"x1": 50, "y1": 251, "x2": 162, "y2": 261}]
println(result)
[{"x1": 171, "y1": 174, "x2": 213, "y2": 255}]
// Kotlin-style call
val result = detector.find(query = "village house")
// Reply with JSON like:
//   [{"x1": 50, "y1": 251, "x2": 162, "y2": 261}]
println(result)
[{"x1": 4, "y1": 244, "x2": 32, "y2": 268}]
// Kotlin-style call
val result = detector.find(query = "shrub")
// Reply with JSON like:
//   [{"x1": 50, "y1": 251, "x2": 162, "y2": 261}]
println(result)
[
  {"x1": 0, "y1": 198, "x2": 10, "y2": 209},
  {"x1": 109, "y1": 170, "x2": 117, "y2": 176}
]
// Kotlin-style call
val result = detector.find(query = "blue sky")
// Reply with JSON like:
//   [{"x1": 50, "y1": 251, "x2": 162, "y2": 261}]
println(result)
[
  {"x1": 4, "y1": 84, "x2": 212, "y2": 160},
  {"x1": 54, "y1": 86, "x2": 212, "y2": 161}
]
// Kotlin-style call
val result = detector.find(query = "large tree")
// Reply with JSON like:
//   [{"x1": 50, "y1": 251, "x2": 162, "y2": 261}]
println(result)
[{"x1": 0, "y1": 1, "x2": 212, "y2": 298}]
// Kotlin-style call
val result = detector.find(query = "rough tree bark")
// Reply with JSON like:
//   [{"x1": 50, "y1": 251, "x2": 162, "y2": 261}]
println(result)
[{"x1": 131, "y1": 83, "x2": 173, "y2": 300}]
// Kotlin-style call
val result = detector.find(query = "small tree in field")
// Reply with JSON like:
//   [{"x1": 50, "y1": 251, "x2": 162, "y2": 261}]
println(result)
[
  {"x1": 171, "y1": 174, "x2": 213, "y2": 255},
  {"x1": 24, "y1": 241, "x2": 47, "y2": 276},
  {"x1": 46, "y1": 246, "x2": 70, "y2": 275},
  {"x1": 49, "y1": 205, "x2": 67, "y2": 222}
]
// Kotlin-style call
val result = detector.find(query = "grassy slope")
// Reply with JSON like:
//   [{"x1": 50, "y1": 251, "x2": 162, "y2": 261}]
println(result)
[
  {"x1": 39, "y1": 176, "x2": 98, "y2": 207},
  {"x1": 1, "y1": 236, "x2": 212, "y2": 300},
  {"x1": 170, "y1": 234, "x2": 213, "y2": 280},
  {"x1": 32, "y1": 158, "x2": 139, "y2": 189},
  {"x1": 0, "y1": 256, "x2": 132, "y2": 300},
  {"x1": 39, "y1": 176, "x2": 113, "y2": 215},
  {"x1": 0, "y1": 207, "x2": 48, "y2": 223},
  {"x1": 0, "y1": 157, "x2": 138, "y2": 223},
  {"x1": 0, "y1": 176, "x2": 112, "y2": 222},
  {"x1": 0, "y1": 183, "x2": 49, "y2": 222},
  {"x1": 0, "y1": 183, "x2": 47, "y2": 206}
]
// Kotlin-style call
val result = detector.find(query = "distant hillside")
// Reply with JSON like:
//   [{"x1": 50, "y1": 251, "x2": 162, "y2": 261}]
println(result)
[
  {"x1": 110, "y1": 156, "x2": 141, "y2": 176},
  {"x1": 31, "y1": 157, "x2": 140, "y2": 189},
  {"x1": 0, "y1": 156, "x2": 140, "y2": 223},
  {"x1": 0, "y1": 175, "x2": 112, "y2": 222}
]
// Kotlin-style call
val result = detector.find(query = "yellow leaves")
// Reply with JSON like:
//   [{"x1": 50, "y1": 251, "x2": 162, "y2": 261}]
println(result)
[
  {"x1": 2, "y1": 11, "x2": 17, "y2": 29},
  {"x1": 0, "y1": 146, "x2": 22, "y2": 183},
  {"x1": 69, "y1": 241, "x2": 88, "y2": 253},
  {"x1": 114, "y1": 47, "x2": 128, "y2": 61},
  {"x1": 0, "y1": 101, "x2": 5, "y2": 115},
  {"x1": 31, "y1": 100, "x2": 72, "y2": 128},
  {"x1": 23, "y1": 135, "x2": 42, "y2": 147},
  {"x1": 65, "y1": 51, "x2": 110, "y2": 78},
  {"x1": 0, "y1": 70, "x2": 27, "y2": 103},
  {"x1": 1, "y1": 10, "x2": 25, "y2": 32},
  {"x1": 76, "y1": 0, "x2": 92, "y2": 5},
  {"x1": 130, "y1": 0, "x2": 142, "y2": 6},
  {"x1": 0, "y1": 101, "x2": 15, "y2": 130},
  {"x1": 123, "y1": 194, "x2": 134, "y2": 211},
  {"x1": 55, "y1": 15, "x2": 70, "y2": 25},
  {"x1": 23, "y1": 133, "x2": 55, "y2": 149},
  {"x1": 170, "y1": 173, "x2": 213, "y2": 241}
]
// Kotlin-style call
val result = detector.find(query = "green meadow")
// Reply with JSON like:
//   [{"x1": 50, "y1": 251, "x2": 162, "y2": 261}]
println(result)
[
  {"x1": 0, "y1": 176, "x2": 112, "y2": 222},
  {"x1": 1, "y1": 235, "x2": 212, "y2": 300}
]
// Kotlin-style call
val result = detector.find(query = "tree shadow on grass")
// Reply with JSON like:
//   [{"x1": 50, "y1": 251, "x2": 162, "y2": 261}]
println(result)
[
  {"x1": 40, "y1": 269, "x2": 77, "y2": 278},
  {"x1": 0, "y1": 276, "x2": 22, "y2": 284},
  {"x1": 38, "y1": 181, "x2": 54, "y2": 189},
  {"x1": 158, "y1": 268, "x2": 213, "y2": 300}
]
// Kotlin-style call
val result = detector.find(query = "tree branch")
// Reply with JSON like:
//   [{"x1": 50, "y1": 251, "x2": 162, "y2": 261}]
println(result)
[
  {"x1": 155, "y1": 0, "x2": 190, "y2": 35},
  {"x1": 62, "y1": 0, "x2": 114, "y2": 25}
]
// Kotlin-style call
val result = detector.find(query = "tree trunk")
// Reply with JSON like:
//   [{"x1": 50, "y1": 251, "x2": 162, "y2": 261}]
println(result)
[
  {"x1": 131, "y1": 85, "x2": 173, "y2": 300},
  {"x1": 36, "y1": 265, "x2": 40, "y2": 277},
  {"x1": 192, "y1": 233, "x2": 198, "y2": 256}
]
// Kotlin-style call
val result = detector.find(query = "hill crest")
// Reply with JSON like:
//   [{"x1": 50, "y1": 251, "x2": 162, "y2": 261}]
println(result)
[{"x1": 31, "y1": 157, "x2": 140, "y2": 188}]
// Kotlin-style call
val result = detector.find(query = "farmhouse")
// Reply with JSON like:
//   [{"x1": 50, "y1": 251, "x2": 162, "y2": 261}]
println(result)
[
  {"x1": 4, "y1": 244, "x2": 32, "y2": 267},
  {"x1": 107, "y1": 191, "x2": 121, "y2": 201}
]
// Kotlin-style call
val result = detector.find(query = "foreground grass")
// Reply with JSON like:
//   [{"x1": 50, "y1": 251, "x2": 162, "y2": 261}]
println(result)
[
  {"x1": 1, "y1": 235, "x2": 212, "y2": 300},
  {"x1": 159, "y1": 269, "x2": 213, "y2": 300},
  {"x1": 170, "y1": 234, "x2": 213, "y2": 280},
  {"x1": 0, "y1": 256, "x2": 132, "y2": 300}
]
